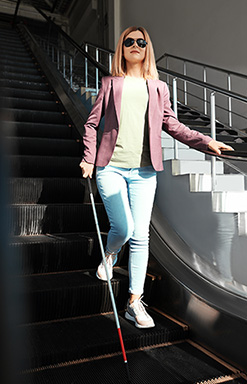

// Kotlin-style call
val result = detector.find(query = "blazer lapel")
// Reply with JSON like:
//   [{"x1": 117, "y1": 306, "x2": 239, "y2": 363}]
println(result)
[{"x1": 112, "y1": 76, "x2": 125, "y2": 126}]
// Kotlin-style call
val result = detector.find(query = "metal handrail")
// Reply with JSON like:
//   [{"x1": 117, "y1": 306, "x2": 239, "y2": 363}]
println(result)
[
  {"x1": 157, "y1": 66, "x2": 247, "y2": 103},
  {"x1": 83, "y1": 41, "x2": 115, "y2": 55},
  {"x1": 156, "y1": 53, "x2": 247, "y2": 80}
]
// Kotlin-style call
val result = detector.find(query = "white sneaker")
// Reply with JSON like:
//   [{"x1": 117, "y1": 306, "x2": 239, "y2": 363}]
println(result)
[
  {"x1": 96, "y1": 251, "x2": 117, "y2": 281},
  {"x1": 125, "y1": 296, "x2": 155, "y2": 328}
]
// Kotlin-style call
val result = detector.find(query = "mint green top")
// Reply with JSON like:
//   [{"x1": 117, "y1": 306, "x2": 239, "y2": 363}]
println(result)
[{"x1": 109, "y1": 76, "x2": 151, "y2": 168}]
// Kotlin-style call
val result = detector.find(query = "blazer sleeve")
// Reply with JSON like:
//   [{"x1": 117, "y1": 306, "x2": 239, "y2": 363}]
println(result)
[
  {"x1": 82, "y1": 77, "x2": 106, "y2": 164},
  {"x1": 162, "y1": 82, "x2": 212, "y2": 150}
]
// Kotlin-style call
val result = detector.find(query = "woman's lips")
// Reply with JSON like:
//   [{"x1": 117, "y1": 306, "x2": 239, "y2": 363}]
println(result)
[{"x1": 130, "y1": 50, "x2": 140, "y2": 53}]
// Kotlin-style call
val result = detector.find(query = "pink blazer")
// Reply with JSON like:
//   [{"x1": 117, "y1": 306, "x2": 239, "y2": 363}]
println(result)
[{"x1": 82, "y1": 76, "x2": 212, "y2": 171}]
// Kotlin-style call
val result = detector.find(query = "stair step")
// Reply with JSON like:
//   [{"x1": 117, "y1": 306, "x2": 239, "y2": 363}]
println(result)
[
  {"x1": 188, "y1": 126, "x2": 239, "y2": 136},
  {"x1": 185, "y1": 120, "x2": 224, "y2": 128},
  {"x1": 10, "y1": 232, "x2": 108, "y2": 274},
  {"x1": 9, "y1": 203, "x2": 108, "y2": 235},
  {"x1": 18, "y1": 310, "x2": 187, "y2": 370},
  {"x1": 212, "y1": 191, "x2": 247, "y2": 212},
  {"x1": 3, "y1": 121, "x2": 73, "y2": 139},
  {"x1": 170, "y1": 159, "x2": 224, "y2": 175},
  {"x1": 6, "y1": 137, "x2": 82, "y2": 156},
  {"x1": 8, "y1": 178, "x2": 90, "y2": 204},
  {"x1": 20, "y1": 270, "x2": 130, "y2": 322},
  {"x1": 9, "y1": 155, "x2": 82, "y2": 177},
  {"x1": 19, "y1": 341, "x2": 242, "y2": 384},
  {"x1": 189, "y1": 174, "x2": 246, "y2": 192}
]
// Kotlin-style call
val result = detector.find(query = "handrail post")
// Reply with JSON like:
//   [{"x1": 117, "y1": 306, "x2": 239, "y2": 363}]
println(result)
[
  {"x1": 183, "y1": 61, "x2": 187, "y2": 105},
  {"x1": 173, "y1": 77, "x2": 179, "y2": 159},
  {"x1": 210, "y1": 92, "x2": 216, "y2": 191},
  {"x1": 227, "y1": 74, "x2": 232, "y2": 127},
  {"x1": 95, "y1": 48, "x2": 99, "y2": 94},
  {"x1": 203, "y1": 67, "x2": 207, "y2": 115},
  {"x1": 85, "y1": 44, "x2": 88, "y2": 88}
]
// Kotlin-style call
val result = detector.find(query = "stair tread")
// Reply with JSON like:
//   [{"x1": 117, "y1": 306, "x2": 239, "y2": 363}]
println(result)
[{"x1": 19, "y1": 341, "x2": 240, "y2": 384}]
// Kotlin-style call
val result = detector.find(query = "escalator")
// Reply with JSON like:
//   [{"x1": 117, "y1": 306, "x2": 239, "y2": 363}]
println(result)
[{"x1": 1, "y1": 13, "x2": 247, "y2": 384}]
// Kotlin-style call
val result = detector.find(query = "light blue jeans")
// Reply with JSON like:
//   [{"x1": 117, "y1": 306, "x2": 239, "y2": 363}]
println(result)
[{"x1": 96, "y1": 165, "x2": 157, "y2": 295}]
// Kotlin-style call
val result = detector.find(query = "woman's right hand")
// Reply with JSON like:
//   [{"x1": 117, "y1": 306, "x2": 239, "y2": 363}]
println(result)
[{"x1": 79, "y1": 161, "x2": 94, "y2": 178}]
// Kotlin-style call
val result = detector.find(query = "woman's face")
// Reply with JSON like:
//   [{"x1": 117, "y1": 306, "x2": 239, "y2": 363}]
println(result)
[{"x1": 123, "y1": 30, "x2": 146, "y2": 65}]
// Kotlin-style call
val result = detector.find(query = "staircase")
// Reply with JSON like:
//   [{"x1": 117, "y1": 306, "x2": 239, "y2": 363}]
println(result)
[{"x1": 1, "y1": 16, "x2": 247, "y2": 383}]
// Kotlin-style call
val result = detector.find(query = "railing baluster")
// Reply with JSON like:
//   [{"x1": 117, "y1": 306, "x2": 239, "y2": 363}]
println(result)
[
  {"x1": 203, "y1": 67, "x2": 207, "y2": 115},
  {"x1": 227, "y1": 74, "x2": 232, "y2": 127},
  {"x1": 173, "y1": 77, "x2": 179, "y2": 160},
  {"x1": 85, "y1": 44, "x2": 88, "y2": 88},
  {"x1": 210, "y1": 92, "x2": 216, "y2": 191},
  {"x1": 96, "y1": 48, "x2": 99, "y2": 94},
  {"x1": 183, "y1": 61, "x2": 187, "y2": 105}
]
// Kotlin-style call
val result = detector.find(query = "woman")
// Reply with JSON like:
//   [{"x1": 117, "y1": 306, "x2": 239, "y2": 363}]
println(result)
[{"x1": 79, "y1": 26, "x2": 233, "y2": 329}]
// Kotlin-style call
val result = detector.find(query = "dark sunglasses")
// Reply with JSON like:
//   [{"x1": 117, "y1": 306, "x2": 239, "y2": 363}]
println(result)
[{"x1": 123, "y1": 38, "x2": 148, "y2": 49}]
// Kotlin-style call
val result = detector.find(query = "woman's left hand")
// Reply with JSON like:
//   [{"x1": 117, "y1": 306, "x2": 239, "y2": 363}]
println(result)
[{"x1": 208, "y1": 139, "x2": 234, "y2": 155}]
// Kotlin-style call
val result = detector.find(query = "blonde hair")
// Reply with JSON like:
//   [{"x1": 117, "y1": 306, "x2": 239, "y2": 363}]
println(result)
[{"x1": 111, "y1": 26, "x2": 159, "y2": 80}]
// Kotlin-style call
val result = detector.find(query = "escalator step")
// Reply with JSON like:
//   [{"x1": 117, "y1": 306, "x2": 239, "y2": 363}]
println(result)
[
  {"x1": 9, "y1": 203, "x2": 108, "y2": 235},
  {"x1": 18, "y1": 310, "x2": 187, "y2": 370},
  {"x1": 0, "y1": 79, "x2": 49, "y2": 91},
  {"x1": 1, "y1": 97, "x2": 61, "y2": 112},
  {"x1": 20, "y1": 270, "x2": 129, "y2": 322},
  {"x1": 6, "y1": 108, "x2": 67, "y2": 123},
  {"x1": 8, "y1": 178, "x2": 88, "y2": 204},
  {"x1": 0, "y1": 59, "x2": 39, "y2": 69},
  {"x1": 0, "y1": 54, "x2": 34, "y2": 64},
  {"x1": 10, "y1": 232, "x2": 107, "y2": 274},
  {"x1": 0, "y1": 46, "x2": 30, "y2": 55},
  {"x1": 19, "y1": 341, "x2": 244, "y2": 384},
  {"x1": 0, "y1": 72, "x2": 45, "y2": 82},
  {"x1": 3, "y1": 121, "x2": 74, "y2": 139},
  {"x1": 0, "y1": 65, "x2": 40, "y2": 75},
  {"x1": 6, "y1": 137, "x2": 83, "y2": 156},
  {"x1": 1, "y1": 88, "x2": 54, "y2": 101},
  {"x1": 9, "y1": 155, "x2": 82, "y2": 177}
]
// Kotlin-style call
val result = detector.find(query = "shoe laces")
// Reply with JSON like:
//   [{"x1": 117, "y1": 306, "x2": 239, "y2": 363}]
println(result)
[
  {"x1": 105, "y1": 251, "x2": 117, "y2": 265},
  {"x1": 132, "y1": 295, "x2": 148, "y2": 315}
]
